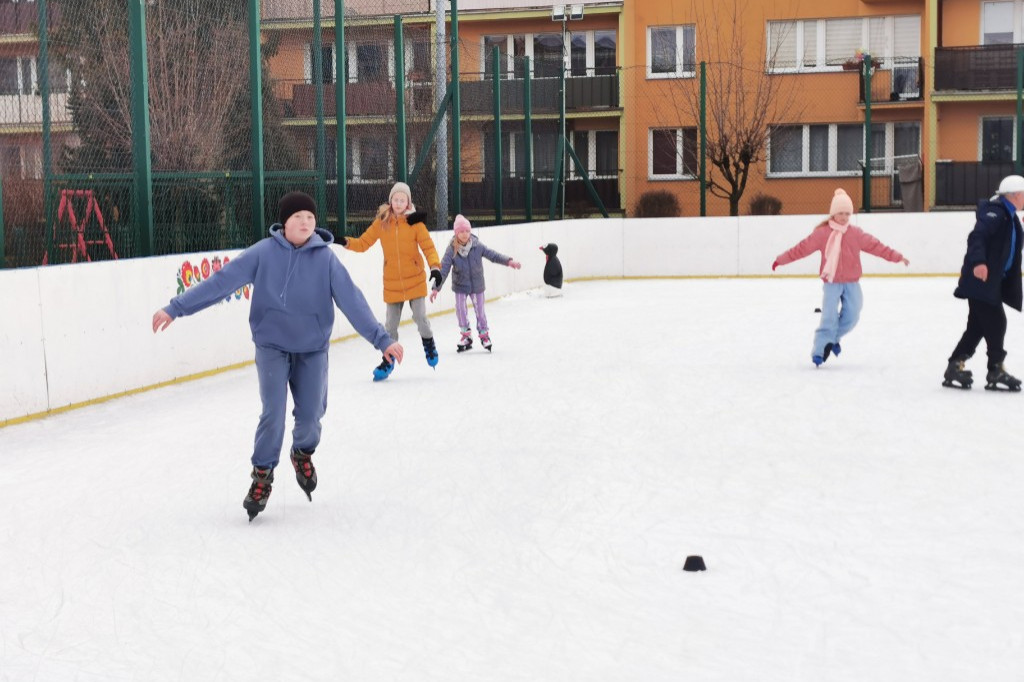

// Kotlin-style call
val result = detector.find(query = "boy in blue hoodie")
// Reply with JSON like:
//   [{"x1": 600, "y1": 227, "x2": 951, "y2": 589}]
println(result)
[{"x1": 152, "y1": 191, "x2": 404, "y2": 520}]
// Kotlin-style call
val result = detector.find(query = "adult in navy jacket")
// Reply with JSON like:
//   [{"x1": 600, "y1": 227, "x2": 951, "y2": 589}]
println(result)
[{"x1": 944, "y1": 175, "x2": 1024, "y2": 391}]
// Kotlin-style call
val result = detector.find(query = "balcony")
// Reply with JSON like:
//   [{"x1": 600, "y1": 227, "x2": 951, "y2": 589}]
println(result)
[
  {"x1": 858, "y1": 57, "x2": 923, "y2": 103},
  {"x1": 261, "y1": 0, "x2": 427, "y2": 21},
  {"x1": 934, "y1": 161, "x2": 1014, "y2": 207},
  {"x1": 935, "y1": 44, "x2": 1024, "y2": 92},
  {"x1": 460, "y1": 71, "x2": 619, "y2": 115},
  {"x1": 281, "y1": 72, "x2": 619, "y2": 121},
  {"x1": 0, "y1": 93, "x2": 72, "y2": 129}
]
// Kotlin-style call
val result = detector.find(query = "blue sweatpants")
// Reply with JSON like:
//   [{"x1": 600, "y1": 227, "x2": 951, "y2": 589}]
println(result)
[
  {"x1": 252, "y1": 345, "x2": 329, "y2": 469},
  {"x1": 813, "y1": 282, "x2": 863, "y2": 358}
]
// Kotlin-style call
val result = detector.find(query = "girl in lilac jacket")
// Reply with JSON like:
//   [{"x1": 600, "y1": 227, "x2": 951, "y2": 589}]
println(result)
[
  {"x1": 429, "y1": 214, "x2": 521, "y2": 352},
  {"x1": 772, "y1": 188, "x2": 909, "y2": 367}
]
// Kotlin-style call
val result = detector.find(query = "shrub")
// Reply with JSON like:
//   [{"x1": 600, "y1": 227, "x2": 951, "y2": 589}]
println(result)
[
  {"x1": 748, "y1": 193, "x2": 783, "y2": 215},
  {"x1": 633, "y1": 190, "x2": 680, "y2": 217}
]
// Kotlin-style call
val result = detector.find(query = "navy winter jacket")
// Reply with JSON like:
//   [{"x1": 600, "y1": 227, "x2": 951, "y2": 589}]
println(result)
[
  {"x1": 165, "y1": 225, "x2": 393, "y2": 353},
  {"x1": 954, "y1": 198, "x2": 1024, "y2": 311},
  {"x1": 435, "y1": 235, "x2": 511, "y2": 295}
]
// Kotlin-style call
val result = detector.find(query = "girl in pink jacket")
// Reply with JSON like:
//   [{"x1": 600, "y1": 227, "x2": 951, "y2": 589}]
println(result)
[{"x1": 772, "y1": 188, "x2": 910, "y2": 367}]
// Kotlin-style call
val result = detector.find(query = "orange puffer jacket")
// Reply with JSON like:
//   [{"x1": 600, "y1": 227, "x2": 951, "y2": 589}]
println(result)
[{"x1": 345, "y1": 213, "x2": 441, "y2": 303}]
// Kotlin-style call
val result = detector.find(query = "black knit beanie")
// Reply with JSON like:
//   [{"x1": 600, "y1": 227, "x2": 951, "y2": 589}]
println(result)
[{"x1": 278, "y1": 191, "x2": 317, "y2": 225}]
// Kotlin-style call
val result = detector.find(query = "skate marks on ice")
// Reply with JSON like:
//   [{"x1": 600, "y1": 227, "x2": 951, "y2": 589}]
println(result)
[{"x1": 1, "y1": 278, "x2": 1023, "y2": 681}]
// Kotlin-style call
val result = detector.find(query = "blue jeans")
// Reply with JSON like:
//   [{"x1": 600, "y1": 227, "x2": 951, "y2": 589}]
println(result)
[
  {"x1": 813, "y1": 282, "x2": 863, "y2": 357},
  {"x1": 252, "y1": 345, "x2": 329, "y2": 469}
]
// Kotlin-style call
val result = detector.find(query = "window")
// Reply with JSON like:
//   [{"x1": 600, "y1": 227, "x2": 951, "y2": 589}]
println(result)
[
  {"x1": 767, "y1": 15, "x2": 921, "y2": 72},
  {"x1": 570, "y1": 33, "x2": 587, "y2": 77},
  {"x1": 649, "y1": 127, "x2": 698, "y2": 179},
  {"x1": 346, "y1": 136, "x2": 392, "y2": 182},
  {"x1": 768, "y1": 122, "x2": 921, "y2": 176},
  {"x1": 983, "y1": 2, "x2": 1014, "y2": 44},
  {"x1": 594, "y1": 31, "x2": 616, "y2": 76},
  {"x1": 0, "y1": 55, "x2": 68, "y2": 95},
  {"x1": 483, "y1": 35, "x2": 508, "y2": 79},
  {"x1": 569, "y1": 130, "x2": 618, "y2": 179},
  {"x1": 1, "y1": 146, "x2": 22, "y2": 179},
  {"x1": 647, "y1": 25, "x2": 696, "y2": 78},
  {"x1": 982, "y1": 117, "x2": 1014, "y2": 162},
  {"x1": 485, "y1": 127, "x2": 563, "y2": 179},
  {"x1": 483, "y1": 31, "x2": 615, "y2": 79},
  {"x1": 307, "y1": 44, "x2": 334, "y2": 84},
  {"x1": 0, "y1": 58, "x2": 19, "y2": 95},
  {"x1": 533, "y1": 33, "x2": 563, "y2": 78}
]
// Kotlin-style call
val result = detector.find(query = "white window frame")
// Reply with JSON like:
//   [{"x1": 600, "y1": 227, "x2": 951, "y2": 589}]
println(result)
[
  {"x1": 646, "y1": 25, "x2": 696, "y2": 79},
  {"x1": 981, "y1": 1, "x2": 1022, "y2": 44},
  {"x1": 979, "y1": 115, "x2": 1017, "y2": 162},
  {"x1": 0, "y1": 55, "x2": 70, "y2": 96},
  {"x1": 648, "y1": 127, "x2": 698, "y2": 180},
  {"x1": 766, "y1": 121, "x2": 921, "y2": 177},
  {"x1": 766, "y1": 15, "x2": 921, "y2": 73},
  {"x1": 567, "y1": 130, "x2": 618, "y2": 180},
  {"x1": 345, "y1": 135, "x2": 394, "y2": 184}
]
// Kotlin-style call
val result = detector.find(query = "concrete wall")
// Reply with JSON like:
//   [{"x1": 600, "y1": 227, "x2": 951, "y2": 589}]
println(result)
[{"x1": 0, "y1": 212, "x2": 975, "y2": 424}]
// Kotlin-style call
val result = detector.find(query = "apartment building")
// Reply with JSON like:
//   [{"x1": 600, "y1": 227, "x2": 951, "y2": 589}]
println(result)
[
  {"x1": 1, "y1": 0, "x2": 1017, "y2": 219},
  {"x1": 0, "y1": 0, "x2": 71, "y2": 181}
]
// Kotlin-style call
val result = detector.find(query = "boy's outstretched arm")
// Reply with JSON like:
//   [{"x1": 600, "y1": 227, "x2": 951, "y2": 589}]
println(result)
[{"x1": 152, "y1": 309, "x2": 173, "y2": 333}]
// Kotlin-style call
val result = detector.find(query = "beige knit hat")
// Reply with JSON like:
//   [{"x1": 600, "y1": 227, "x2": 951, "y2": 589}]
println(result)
[{"x1": 829, "y1": 188, "x2": 854, "y2": 216}]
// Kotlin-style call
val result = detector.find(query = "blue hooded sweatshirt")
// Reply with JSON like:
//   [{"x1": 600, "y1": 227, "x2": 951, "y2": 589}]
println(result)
[{"x1": 165, "y1": 225, "x2": 393, "y2": 353}]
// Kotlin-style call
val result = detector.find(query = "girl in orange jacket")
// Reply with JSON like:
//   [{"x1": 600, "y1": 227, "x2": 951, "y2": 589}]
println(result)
[{"x1": 342, "y1": 182, "x2": 442, "y2": 380}]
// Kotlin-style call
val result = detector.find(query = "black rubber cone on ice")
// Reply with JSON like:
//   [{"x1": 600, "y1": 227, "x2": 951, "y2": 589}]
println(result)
[{"x1": 683, "y1": 555, "x2": 707, "y2": 572}]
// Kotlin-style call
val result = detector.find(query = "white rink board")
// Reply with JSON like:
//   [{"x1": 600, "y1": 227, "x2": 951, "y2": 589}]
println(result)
[
  {"x1": 0, "y1": 268, "x2": 48, "y2": 418},
  {"x1": 0, "y1": 212, "x2": 981, "y2": 423}
]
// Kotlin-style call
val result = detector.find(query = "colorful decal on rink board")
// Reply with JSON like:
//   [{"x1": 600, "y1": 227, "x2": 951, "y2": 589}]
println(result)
[{"x1": 176, "y1": 256, "x2": 252, "y2": 302}]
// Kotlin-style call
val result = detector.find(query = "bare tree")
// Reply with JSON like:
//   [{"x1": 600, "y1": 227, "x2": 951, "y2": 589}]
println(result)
[
  {"x1": 52, "y1": 0, "x2": 252, "y2": 173},
  {"x1": 648, "y1": 0, "x2": 803, "y2": 216}
]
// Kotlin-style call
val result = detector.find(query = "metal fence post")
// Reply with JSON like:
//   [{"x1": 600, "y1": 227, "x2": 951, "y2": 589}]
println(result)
[
  {"x1": 128, "y1": 0, "x2": 154, "y2": 255},
  {"x1": 862, "y1": 54, "x2": 873, "y2": 213},
  {"x1": 524, "y1": 57, "x2": 533, "y2": 223},
  {"x1": 248, "y1": 0, "x2": 265, "y2": 241},
  {"x1": 492, "y1": 46, "x2": 502, "y2": 224}
]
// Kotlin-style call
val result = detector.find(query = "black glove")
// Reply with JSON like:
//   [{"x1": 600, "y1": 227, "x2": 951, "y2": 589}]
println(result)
[
  {"x1": 407, "y1": 210, "x2": 427, "y2": 226},
  {"x1": 430, "y1": 269, "x2": 442, "y2": 289},
  {"x1": 338, "y1": 235, "x2": 348, "y2": 247}
]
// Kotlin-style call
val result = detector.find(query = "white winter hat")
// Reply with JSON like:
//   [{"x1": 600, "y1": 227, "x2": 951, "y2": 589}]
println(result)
[{"x1": 997, "y1": 175, "x2": 1024, "y2": 194}]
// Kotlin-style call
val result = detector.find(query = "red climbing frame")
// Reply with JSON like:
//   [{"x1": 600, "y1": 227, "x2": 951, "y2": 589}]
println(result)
[{"x1": 43, "y1": 189, "x2": 118, "y2": 265}]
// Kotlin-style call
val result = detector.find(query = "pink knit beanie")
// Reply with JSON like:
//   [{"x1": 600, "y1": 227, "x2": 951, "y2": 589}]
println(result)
[
  {"x1": 829, "y1": 189, "x2": 854, "y2": 216},
  {"x1": 453, "y1": 214, "x2": 472, "y2": 235}
]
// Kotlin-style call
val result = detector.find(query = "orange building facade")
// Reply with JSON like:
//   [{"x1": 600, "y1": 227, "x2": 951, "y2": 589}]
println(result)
[{"x1": 2, "y1": 1, "x2": 1020, "y2": 220}]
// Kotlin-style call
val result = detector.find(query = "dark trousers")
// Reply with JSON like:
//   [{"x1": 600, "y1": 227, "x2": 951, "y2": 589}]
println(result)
[{"x1": 950, "y1": 299, "x2": 1007, "y2": 368}]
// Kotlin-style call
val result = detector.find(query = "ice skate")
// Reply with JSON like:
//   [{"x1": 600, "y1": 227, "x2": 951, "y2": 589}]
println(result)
[
  {"x1": 984, "y1": 363, "x2": 1021, "y2": 392},
  {"x1": 372, "y1": 355, "x2": 395, "y2": 381},
  {"x1": 243, "y1": 467, "x2": 274, "y2": 521},
  {"x1": 942, "y1": 358, "x2": 973, "y2": 390},
  {"x1": 479, "y1": 331, "x2": 492, "y2": 352},
  {"x1": 422, "y1": 336, "x2": 439, "y2": 368},
  {"x1": 832, "y1": 342, "x2": 842, "y2": 357},
  {"x1": 812, "y1": 354, "x2": 824, "y2": 367},
  {"x1": 289, "y1": 448, "x2": 317, "y2": 501},
  {"x1": 457, "y1": 327, "x2": 473, "y2": 353}
]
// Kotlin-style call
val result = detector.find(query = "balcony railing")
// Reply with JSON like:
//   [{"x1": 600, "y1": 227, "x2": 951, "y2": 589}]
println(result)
[
  {"x1": 935, "y1": 160, "x2": 1014, "y2": 207},
  {"x1": 858, "y1": 57, "x2": 923, "y2": 103},
  {"x1": 935, "y1": 44, "x2": 1024, "y2": 91},
  {"x1": 0, "y1": 2, "x2": 62, "y2": 35},
  {"x1": 280, "y1": 71, "x2": 619, "y2": 120},
  {"x1": 0, "y1": 93, "x2": 72, "y2": 127}
]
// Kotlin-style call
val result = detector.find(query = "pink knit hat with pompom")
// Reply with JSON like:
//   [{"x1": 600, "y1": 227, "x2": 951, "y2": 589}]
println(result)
[
  {"x1": 453, "y1": 214, "x2": 472, "y2": 235},
  {"x1": 829, "y1": 188, "x2": 854, "y2": 216}
]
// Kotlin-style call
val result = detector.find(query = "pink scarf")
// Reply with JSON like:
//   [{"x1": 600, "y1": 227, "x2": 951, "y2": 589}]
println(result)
[{"x1": 821, "y1": 219, "x2": 848, "y2": 283}]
